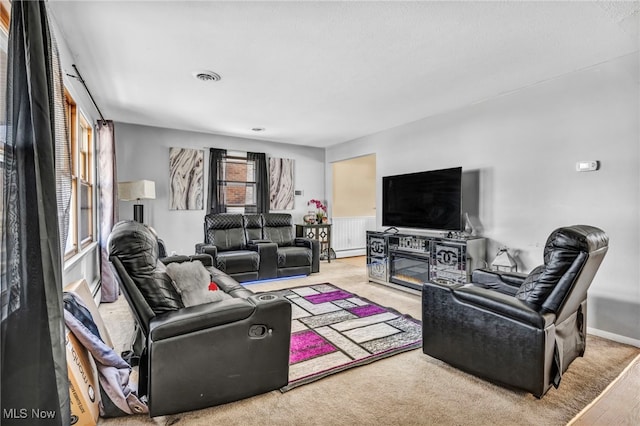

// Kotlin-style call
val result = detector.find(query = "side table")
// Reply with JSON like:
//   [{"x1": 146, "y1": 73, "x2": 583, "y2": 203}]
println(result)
[{"x1": 296, "y1": 223, "x2": 334, "y2": 262}]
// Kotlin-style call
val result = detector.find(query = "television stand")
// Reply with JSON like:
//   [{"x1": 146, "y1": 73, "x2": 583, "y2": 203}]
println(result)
[{"x1": 366, "y1": 230, "x2": 486, "y2": 292}]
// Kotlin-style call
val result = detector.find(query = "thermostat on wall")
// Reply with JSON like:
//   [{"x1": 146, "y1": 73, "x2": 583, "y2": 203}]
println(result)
[{"x1": 576, "y1": 161, "x2": 599, "y2": 172}]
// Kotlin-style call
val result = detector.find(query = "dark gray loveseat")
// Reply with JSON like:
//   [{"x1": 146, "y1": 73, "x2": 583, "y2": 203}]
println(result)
[
  {"x1": 196, "y1": 213, "x2": 320, "y2": 281},
  {"x1": 108, "y1": 220, "x2": 292, "y2": 417}
]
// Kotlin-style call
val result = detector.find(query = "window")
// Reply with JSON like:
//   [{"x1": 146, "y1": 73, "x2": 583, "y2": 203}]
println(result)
[
  {"x1": 218, "y1": 153, "x2": 257, "y2": 214},
  {"x1": 0, "y1": 0, "x2": 10, "y2": 320},
  {"x1": 64, "y1": 90, "x2": 95, "y2": 259},
  {"x1": 78, "y1": 115, "x2": 93, "y2": 245}
]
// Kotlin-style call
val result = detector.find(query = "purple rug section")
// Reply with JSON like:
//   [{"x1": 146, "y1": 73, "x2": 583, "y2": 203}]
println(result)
[
  {"x1": 290, "y1": 330, "x2": 336, "y2": 364},
  {"x1": 349, "y1": 304, "x2": 387, "y2": 317},
  {"x1": 276, "y1": 283, "x2": 423, "y2": 392},
  {"x1": 304, "y1": 289, "x2": 353, "y2": 304}
]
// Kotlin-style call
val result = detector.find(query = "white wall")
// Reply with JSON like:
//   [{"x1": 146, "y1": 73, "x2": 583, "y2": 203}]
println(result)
[
  {"x1": 327, "y1": 53, "x2": 640, "y2": 342},
  {"x1": 114, "y1": 123, "x2": 325, "y2": 254}
]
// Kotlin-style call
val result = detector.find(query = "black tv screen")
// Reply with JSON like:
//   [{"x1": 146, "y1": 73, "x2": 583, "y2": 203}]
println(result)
[{"x1": 382, "y1": 167, "x2": 462, "y2": 231}]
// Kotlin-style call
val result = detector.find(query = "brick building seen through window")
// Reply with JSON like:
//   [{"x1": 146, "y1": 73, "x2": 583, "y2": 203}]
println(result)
[{"x1": 221, "y1": 156, "x2": 256, "y2": 211}]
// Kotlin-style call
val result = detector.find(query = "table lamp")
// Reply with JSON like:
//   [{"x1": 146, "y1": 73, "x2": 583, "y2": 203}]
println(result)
[
  {"x1": 491, "y1": 247, "x2": 517, "y2": 272},
  {"x1": 118, "y1": 180, "x2": 156, "y2": 223}
]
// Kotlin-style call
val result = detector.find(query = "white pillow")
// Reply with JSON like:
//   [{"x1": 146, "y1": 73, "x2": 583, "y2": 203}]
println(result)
[{"x1": 165, "y1": 260, "x2": 230, "y2": 307}]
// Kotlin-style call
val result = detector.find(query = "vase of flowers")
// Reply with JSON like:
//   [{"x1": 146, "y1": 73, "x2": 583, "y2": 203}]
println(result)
[
  {"x1": 308, "y1": 199, "x2": 327, "y2": 224},
  {"x1": 303, "y1": 212, "x2": 317, "y2": 224}
]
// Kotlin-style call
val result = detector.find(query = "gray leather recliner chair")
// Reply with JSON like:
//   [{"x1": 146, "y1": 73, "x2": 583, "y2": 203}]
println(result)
[{"x1": 422, "y1": 225, "x2": 608, "y2": 397}]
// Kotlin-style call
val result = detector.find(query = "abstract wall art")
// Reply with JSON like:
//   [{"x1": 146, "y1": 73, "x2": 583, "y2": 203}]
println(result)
[
  {"x1": 169, "y1": 147, "x2": 204, "y2": 210},
  {"x1": 269, "y1": 157, "x2": 294, "y2": 210}
]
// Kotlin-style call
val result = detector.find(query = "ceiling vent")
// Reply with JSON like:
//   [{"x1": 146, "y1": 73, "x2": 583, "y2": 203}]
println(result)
[{"x1": 193, "y1": 71, "x2": 221, "y2": 82}]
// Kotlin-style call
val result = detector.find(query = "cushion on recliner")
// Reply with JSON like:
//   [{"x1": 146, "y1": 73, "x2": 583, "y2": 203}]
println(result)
[
  {"x1": 515, "y1": 226, "x2": 606, "y2": 311},
  {"x1": 207, "y1": 228, "x2": 246, "y2": 251},
  {"x1": 515, "y1": 265, "x2": 547, "y2": 306},
  {"x1": 108, "y1": 221, "x2": 185, "y2": 314},
  {"x1": 244, "y1": 214, "x2": 264, "y2": 242},
  {"x1": 165, "y1": 260, "x2": 230, "y2": 307},
  {"x1": 204, "y1": 214, "x2": 247, "y2": 251},
  {"x1": 216, "y1": 251, "x2": 260, "y2": 274},
  {"x1": 276, "y1": 246, "x2": 313, "y2": 268},
  {"x1": 263, "y1": 213, "x2": 295, "y2": 247}
]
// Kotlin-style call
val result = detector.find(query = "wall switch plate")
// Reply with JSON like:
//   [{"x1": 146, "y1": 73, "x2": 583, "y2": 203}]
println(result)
[{"x1": 576, "y1": 161, "x2": 599, "y2": 172}]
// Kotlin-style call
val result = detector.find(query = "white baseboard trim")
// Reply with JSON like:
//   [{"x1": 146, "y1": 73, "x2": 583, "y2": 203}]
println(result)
[
  {"x1": 587, "y1": 327, "x2": 640, "y2": 348},
  {"x1": 335, "y1": 249, "x2": 365, "y2": 258}
]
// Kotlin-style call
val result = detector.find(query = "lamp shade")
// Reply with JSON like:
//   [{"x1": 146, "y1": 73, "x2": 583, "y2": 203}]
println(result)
[{"x1": 118, "y1": 180, "x2": 156, "y2": 201}]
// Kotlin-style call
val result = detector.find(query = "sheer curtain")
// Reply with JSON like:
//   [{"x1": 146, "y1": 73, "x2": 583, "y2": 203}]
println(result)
[
  {"x1": 247, "y1": 151, "x2": 269, "y2": 213},
  {"x1": 1, "y1": 1, "x2": 70, "y2": 423},
  {"x1": 97, "y1": 120, "x2": 119, "y2": 302}
]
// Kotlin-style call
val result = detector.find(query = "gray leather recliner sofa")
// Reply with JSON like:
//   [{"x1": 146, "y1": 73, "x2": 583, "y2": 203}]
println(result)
[
  {"x1": 196, "y1": 213, "x2": 320, "y2": 281},
  {"x1": 108, "y1": 220, "x2": 291, "y2": 417}
]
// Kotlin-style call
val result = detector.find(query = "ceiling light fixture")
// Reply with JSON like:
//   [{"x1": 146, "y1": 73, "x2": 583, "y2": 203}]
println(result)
[
  {"x1": 193, "y1": 70, "x2": 221, "y2": 82},
  {"x1": 252, "y1": 127, "x2": 266, "y2": 132}
]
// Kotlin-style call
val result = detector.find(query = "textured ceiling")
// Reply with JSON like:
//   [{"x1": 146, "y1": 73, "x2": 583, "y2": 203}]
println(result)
[{"x1": 47, "y1": 1, "x2": 639, "y2": 147}]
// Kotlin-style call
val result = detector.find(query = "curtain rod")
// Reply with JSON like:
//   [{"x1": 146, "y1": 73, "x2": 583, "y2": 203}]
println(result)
[{"x1": 66, "y1": 64, "x2": 107, "y2": 125}]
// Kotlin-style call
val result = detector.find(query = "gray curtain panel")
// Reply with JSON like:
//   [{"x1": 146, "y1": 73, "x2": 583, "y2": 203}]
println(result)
[
  {"x1": 97, "y1": 120, "x2": 119, "y2": 302},
  {"x1": 247, "y1": 151, "x2": 269, "y2": 213},
  {"x1": 206, "y1": 148, "x2": 227, "y2": 214},
  {"x1": 1, "y1": 1, "x2": 71, "y2": 424}
]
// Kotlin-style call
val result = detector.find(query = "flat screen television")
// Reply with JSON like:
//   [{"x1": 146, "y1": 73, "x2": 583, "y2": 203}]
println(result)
[{"x1": 382, "y1": 167, "x2": 462, "y2": 231}]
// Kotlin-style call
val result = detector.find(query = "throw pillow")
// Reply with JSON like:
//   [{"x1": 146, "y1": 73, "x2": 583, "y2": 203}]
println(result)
[{"x1": 165, "y1": 260, "x2": 230, "y2": 307}]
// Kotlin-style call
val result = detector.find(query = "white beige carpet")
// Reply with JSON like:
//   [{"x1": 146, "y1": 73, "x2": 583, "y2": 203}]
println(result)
[{"x1": 98, "y1": 259, "x2": 640, "y2": 426}]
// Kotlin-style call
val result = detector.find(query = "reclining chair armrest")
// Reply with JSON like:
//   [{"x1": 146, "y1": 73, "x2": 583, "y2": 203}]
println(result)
[
  {"x1": 160, "y1": 253, "x2": 214, "y2": 267},
  {"x1": 247, "y1": 241, "x2": 278, "y2": 280},
  {"x1": 471, "y1": 269, "x2": 529, "y2": 296},
  {"x1": 160, "y1": 254, "x2": 191, "y2": 264},
  {"x1": 195, "y1": 243, "x2": 218, "y2": 259},
  {"x1": 294, "y1": 237, "x2": 313, "y2": 249},
  {"x1": 149, "y1": 298, "x2": 256, "y2": 341},
  {"x1": 295, "y1": 238, "x2": 320, "y2": 273},
  {"x1": 209, "y1": 268, "x2": 255, "y2": 298},
  {"x1": 452, "y1": 284, "x2": 554, "y2": 328},
  {"x1": 247, "y1": 239, "x2": 273, "y2": 245},
  {"x1": 189, "y1": 254, "x2": 214, "y2": 267}
]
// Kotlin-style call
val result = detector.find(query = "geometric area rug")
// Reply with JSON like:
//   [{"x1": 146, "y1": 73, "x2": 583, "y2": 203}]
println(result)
[{"x1": 272, "y1": 283, "x2": 422, "y2": 392}]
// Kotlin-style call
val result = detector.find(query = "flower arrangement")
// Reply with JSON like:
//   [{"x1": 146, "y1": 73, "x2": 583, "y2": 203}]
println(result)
[
  {"x1": 307, "y1": 199, "x2": 328, "y2": 223},
  {"x1": 307, "y1": 199, "x2": 327, "y2": 213}
]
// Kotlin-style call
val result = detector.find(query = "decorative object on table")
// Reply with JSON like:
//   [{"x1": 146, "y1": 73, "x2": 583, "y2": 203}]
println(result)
[
  {"x1": 463, "y1": 212, "x2": 476, "y2": 236},
  {"x1": 303, "y1": 211, "x2": 317, "y2": 224},
  {"x1": 273, "y1": 283, "x2": 422, "y2": 392},
  {"x1": 118, "y1": 179, "x2": 156, "y2": 223},
  {"x1": 269, "y1": 157, "x2": 295, "y2": 210},
  {"x1": 169, "y1": 147, "x2": 204, "y2": 210},
  {"x1": 308, "y1": 198, "x2": 327, "y2": 223},
  {"x1": 491, "y1": 246, "x2": 517, "y2": 272}
]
